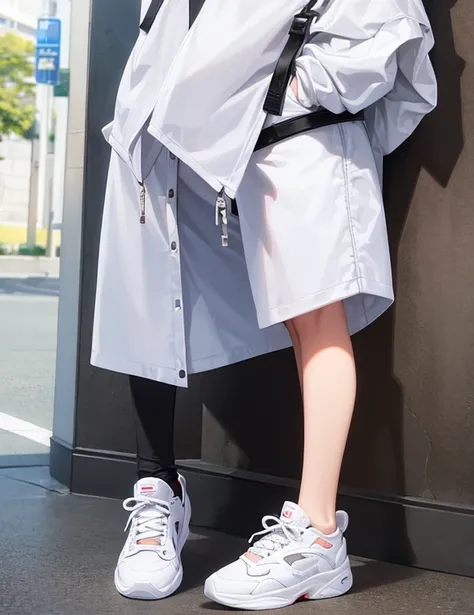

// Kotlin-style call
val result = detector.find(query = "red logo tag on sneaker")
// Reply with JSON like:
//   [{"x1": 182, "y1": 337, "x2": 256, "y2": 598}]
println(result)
[
  {"x1": 140, "y1": 485, "x2": 155, "y2": 493},
  {"x1": 283, "y1": 509, "x2": 293, "y2": 519}
]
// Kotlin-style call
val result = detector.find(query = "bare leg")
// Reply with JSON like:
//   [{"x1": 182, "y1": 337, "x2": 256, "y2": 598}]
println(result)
[
  {"x1": 285, "y1": 319, "x2": 303, "y2": 387},
  {"x1": 287, "y1": 301, "x2": 356, "y2": 534}
]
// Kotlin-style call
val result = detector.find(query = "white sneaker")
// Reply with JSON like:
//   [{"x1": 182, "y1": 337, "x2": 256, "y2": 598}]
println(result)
[
  {"x1": 114, "y1": 475, "x2": 191, "y2": 600},
  {"x1": 204, "y1": 501, "x2": 352, "y2": 611}
]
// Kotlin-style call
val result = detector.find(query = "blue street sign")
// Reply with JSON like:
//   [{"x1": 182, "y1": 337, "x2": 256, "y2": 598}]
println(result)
[{"x1": 35, "y1": 18, "x2": 61, "y2": 85}]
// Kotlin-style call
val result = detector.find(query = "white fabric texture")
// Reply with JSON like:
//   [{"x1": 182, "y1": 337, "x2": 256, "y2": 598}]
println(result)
[{"x1": 146, "y1": 0, "x2": 436, "y2": 197}]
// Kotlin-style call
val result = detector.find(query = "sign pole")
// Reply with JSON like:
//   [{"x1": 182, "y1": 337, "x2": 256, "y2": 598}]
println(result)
[
  {"x1": 27, "y1": 132, "x2": 39, "y2": 249},
  {"x1": 34, "y1": 15, "x2": 61, "y2": 252},
  {"x1": 36, "y1": 83, "x2": 51, "y2": 238}
]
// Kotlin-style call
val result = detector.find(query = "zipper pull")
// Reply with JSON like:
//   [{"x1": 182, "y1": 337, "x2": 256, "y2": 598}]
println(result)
[
  {"x1": 139, "y1": 183, "x2": 146, "y2": 224},
  {"x1": 215, "y1": 188, "x2": 229, "y2": 248}
]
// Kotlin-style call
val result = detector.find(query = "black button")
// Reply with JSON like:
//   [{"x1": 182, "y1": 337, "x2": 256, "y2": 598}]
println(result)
[
  {"x1": 171, "y1": 241, "x2": 177, "y2": 251},
  {"x1": 179, "y1": 370, "x2": 186, "y2": 379},
  {"x1": 170, "y1": 153, "x2": 176, "y2": 160},
  {"x1": 168, "y1": 189, "x2": 174, "y2": 198}
]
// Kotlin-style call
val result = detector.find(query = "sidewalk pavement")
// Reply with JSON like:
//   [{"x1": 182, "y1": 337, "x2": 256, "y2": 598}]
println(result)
[{"x1": 2, "y1": 466, "x2": 474, "y2": 615}]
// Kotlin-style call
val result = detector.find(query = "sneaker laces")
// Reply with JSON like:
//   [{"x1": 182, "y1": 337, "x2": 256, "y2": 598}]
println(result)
[
  {"x1": 123, "y1": 495, "x2": 170, "y2": 545},
  {"x1": 248, "y1": 515, "x2": 303, "y2": 558}
]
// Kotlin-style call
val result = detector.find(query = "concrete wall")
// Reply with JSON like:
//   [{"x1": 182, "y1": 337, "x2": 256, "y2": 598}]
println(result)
[
  {"x1": 346, "y1": 0, "x2": 473, "y2": 505},
  {"x1": 51, "y1": 0, "x2": 91, "y2": 450},
  {"x1": 197, "y1": 0, "x2": 474, "y2": 501}
]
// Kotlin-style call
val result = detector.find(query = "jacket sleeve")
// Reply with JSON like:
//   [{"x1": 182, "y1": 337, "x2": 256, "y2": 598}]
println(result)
[{"x1": 295, "y1": 15, "x2": 437, "y2": 154}]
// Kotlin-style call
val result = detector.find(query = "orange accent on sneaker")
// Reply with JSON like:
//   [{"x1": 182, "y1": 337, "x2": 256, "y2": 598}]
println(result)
[
  {"x1": 137, "y1": 538, "x2": 161, "y2": 546},
  {"x1": 244, "y1": 552, "x2": 262, "y2": 563},
  {"x1": 313, "y1": 537, "x2": 333, "y2": 549}
]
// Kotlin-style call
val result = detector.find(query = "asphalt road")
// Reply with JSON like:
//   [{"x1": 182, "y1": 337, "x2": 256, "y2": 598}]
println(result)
[{"x1": 0, "y1": 276, "x2": 59, "y2": 459}]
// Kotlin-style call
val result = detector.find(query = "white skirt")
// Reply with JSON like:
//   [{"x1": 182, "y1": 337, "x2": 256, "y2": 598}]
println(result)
[
  {"x1": 235, "y1": 91, "x2": 394, "y2": 335},
  {"x1": 92, "y1": 93, "x2": 395, "y2": 387}
]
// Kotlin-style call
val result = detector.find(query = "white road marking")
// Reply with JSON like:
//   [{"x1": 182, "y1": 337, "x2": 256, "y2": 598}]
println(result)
[{"x1": 0, "y1": 413, "x2": 52, "y2": 447}]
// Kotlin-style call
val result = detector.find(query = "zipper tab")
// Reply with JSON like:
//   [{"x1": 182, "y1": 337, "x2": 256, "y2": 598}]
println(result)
[
  {"x1": 215, "y1": 188, "x2": 229, "y2": 248},
  {"x1": 139, "y1": 183, "x2": 146, "y2": 224}
]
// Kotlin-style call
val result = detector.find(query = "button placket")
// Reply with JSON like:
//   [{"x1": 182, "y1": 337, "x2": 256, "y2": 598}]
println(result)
[{"x1": 165, "y1": 152, "x2": 187, "y2": 385}]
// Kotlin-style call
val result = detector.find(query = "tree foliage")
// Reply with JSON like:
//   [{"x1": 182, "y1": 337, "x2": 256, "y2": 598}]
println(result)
[{"x1": 0, "y1": 32, "x2": 36, "y2": 139}]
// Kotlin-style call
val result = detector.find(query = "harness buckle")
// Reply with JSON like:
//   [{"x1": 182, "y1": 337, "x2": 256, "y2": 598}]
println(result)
[{"x1": 290, "y1": 10, "x2": 319, "y2": 37}]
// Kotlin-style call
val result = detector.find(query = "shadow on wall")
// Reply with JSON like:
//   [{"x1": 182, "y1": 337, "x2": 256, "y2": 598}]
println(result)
[
  {"x1": 344, "y1": 0, "x2": 465, "y2": 565},
  {"x1": 198, "y1": 0, "x2": 465, "y2": 567}
]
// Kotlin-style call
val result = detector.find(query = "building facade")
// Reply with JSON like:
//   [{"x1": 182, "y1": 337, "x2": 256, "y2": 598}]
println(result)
[{"x1": 0, "y1": 0, "x2": 68, "y2": 242}]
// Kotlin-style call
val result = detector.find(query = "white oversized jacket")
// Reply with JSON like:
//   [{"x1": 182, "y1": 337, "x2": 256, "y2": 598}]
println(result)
[{"x1": 92, "y1": 0, "x2": 437, "y2": 386}]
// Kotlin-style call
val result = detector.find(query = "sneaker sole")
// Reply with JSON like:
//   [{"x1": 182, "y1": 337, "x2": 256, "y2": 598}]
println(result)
[
  {"x1": 114, "y1": 570, "x2": 184, "y2": 600},
  {"x1": 115, "y1": 493, "x2": 192, "y2": 600},
  {"x1": 204, "y1": 556, "x2": 353, "y2": 611}
]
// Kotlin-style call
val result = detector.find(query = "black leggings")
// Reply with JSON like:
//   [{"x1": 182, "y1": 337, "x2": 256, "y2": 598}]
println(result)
[{"x1": 129, "y1": 375, "x2": 178, "y2": 485}]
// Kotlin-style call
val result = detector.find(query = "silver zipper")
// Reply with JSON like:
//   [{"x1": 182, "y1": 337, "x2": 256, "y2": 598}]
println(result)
[
  {"x1": 139, "y1": 183, "x2": 146, "y2": 224},
  {"x1": 215, "y1": 188, "x2": 229, "y2": 248}
]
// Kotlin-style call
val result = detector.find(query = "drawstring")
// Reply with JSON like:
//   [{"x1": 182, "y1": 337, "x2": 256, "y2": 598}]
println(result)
[{"x1": 141, "y1": 179, "x2": 229, "y2": 247}]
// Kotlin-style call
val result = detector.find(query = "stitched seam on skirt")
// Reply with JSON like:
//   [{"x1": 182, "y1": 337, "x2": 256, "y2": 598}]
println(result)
[
  {"x1": 190, "y1": 343, "x2": 281, "y2": 364},
  {"x1": 337, "y1": 123, "x2": 369, "y2": 328},
  {"x1": 265, "y1": 276, "x2": 391, "y2": 313}
]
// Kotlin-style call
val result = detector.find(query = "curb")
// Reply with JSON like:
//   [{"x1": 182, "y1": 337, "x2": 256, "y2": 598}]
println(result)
[{"x1": 0, "y1": 257, "x2": 60, "y2": 277}]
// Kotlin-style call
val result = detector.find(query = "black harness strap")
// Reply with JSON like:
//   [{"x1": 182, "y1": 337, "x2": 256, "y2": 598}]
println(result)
[
  {"x1": 140, "y1": 0, "x2": 166, "y2": 34},
  {"x1": 255, "y1": 109, "x2": 364, "y2": 152},
  {"x1": 263, "y1": 1, "x2": 320, "y2": 117},
  {"x1": 189, "y1": 0, "x2": 206, "y2": 26},
  {"x1": 231, "y1": 108, "x2": 365, "y2": 217},
  {"x1": 140, "y1": 0, "x2": 205, "y2": 33}
]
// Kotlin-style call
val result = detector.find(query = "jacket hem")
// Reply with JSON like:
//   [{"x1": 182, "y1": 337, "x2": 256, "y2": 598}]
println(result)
[
  {"x1": 188, "y1": 336, "x2": 291, "y2": 375},
  {"x1": 91, "y1": 351, "x2": 186, "y2": 388},
  {"x1": 257, "y1": 277, "x2": 394, "y2": 335},
  {"x1": 146, "y1": 125, "x2": 236, "y2": 198},
  {"x1": 91, "y1": 334, "x2": 292, "y2": 388}
]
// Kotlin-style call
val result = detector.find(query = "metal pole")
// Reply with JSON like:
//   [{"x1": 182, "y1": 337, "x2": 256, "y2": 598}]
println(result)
[
  {"x1": 36, "y1": 0, "x2": 56, "y2": 246},
  {"x1": 36, "y1": 82, "x2": 52, "y2": 236},
  {"x1": 44, "y1": 85, "x2": 55, "y2": 256},
  {"x1": 46, "y1": 177, "x2": 54, "y2": 257},
  {"x1": 27, "y1": 138, "x2": 39, "y2": 247}
]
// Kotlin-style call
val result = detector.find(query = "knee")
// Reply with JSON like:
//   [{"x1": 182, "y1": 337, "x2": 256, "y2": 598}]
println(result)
[
  {"x1": 290, "y1": 302, "x2": 345, "y2": 339},
  {"x1": 291, "y1": 309, "x2": 324, "y2": 339}
]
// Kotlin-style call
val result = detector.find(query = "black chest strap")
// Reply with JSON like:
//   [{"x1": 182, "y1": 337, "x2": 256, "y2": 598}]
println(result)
[
  {"x1": 189, "y1": 0, "x2": 206, "y2": 26},
  {"x1": 140, "y1": 0, "x2": 166, "y2": 34},
  {"x1": 263, "y1": 1, "x2": 320, "y2": 117},
  {"x1": 140, "y1": 0, "x2": 205, "y2": 33}
]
